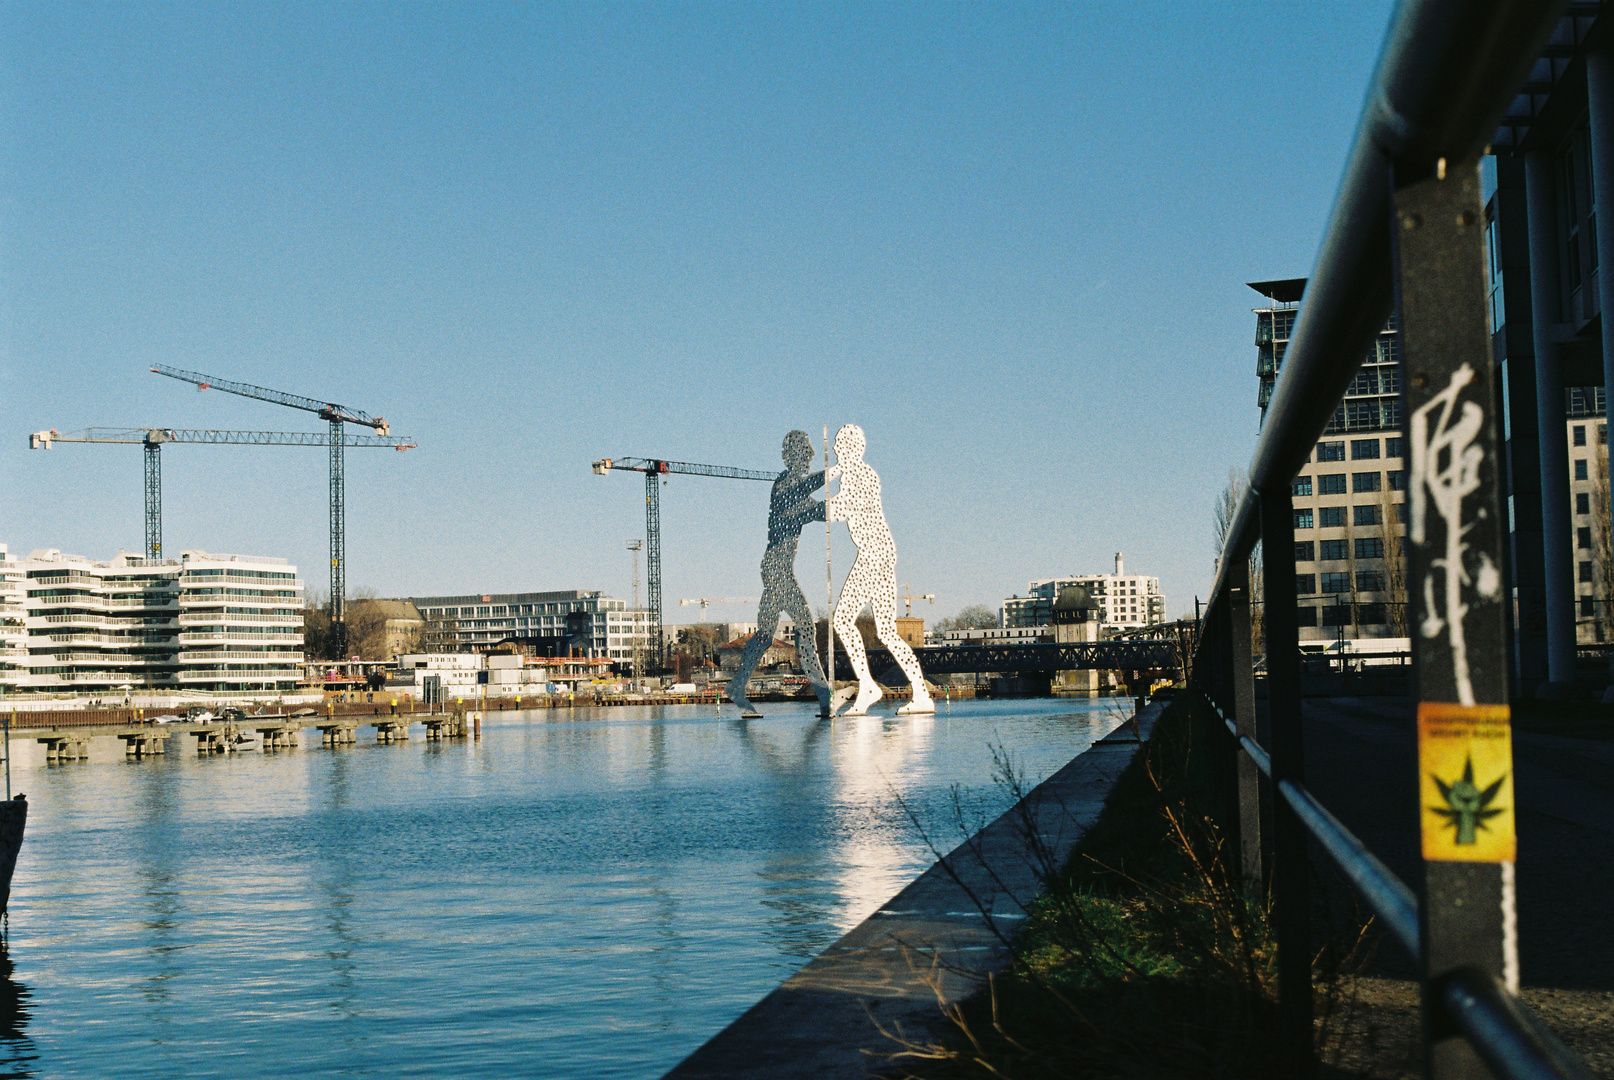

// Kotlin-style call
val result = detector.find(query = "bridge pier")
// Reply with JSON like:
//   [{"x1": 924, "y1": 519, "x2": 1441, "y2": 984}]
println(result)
[
  {"x1": 119, "y1": 732, "x2": 165, "y2": 759},
  {"x1": 374, "y1": 719, "x2": 410, "y2": 743},
  {"x1": 315, "y1": 722, "x2": 358, "y2": 746},
  {"x1": 38, "y1": 735, "x2": 89, "y2": 763},
  {"x1": 255, "y1": 724, "x2": 299, "y2": 751}
]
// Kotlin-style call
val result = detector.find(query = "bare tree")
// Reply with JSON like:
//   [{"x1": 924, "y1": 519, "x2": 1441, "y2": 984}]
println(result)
[
  {"x1": 1593, "y1": 442, "x2": 1614, "y2": 642},
  {"x1": 1378, "y1": 484, "x2": 1409, "y2": 636},
  {"x1": 933, "y1": 604, "x2": 1000, "y2": 632},
  {"x1": 1214, "y1": 470, "x2": 1264, "y2": 652},
  {"x1": 1213, "y1": 468, "x2": 1246, "y2": 557}
]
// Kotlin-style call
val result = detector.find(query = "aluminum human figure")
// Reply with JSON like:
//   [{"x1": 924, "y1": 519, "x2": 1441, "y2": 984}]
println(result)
[
  {"x1": 729, "y1": 430, "x2": 833, "y2": 717},
  {"x1": 825, "y1": 424, "x2": 934, "y2": 716}
]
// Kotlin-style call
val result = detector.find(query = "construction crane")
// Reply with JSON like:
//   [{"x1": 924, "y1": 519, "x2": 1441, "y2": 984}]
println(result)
[
  {"x1": 901, "y1": 586, "x2": 936, "y2": 618},
  {"x1": 151, "y1": 365, "x2": 399, "y2": 657},
  {"x1": 592, "y1": 457, "x2": 775, "y2": 673},
  {"x1": 29, "y1": 428, "x2": 416, "y2": 561},
  {"x1": 679, "y1": 597, "x2": 759, "y2": 622}
]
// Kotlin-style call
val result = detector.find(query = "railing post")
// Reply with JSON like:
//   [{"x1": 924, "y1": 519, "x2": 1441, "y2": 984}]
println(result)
[
  {"x1": 1228, "y1": 556, "x2": 1263, "y2": 892},
  {"x1": 1392, "y1": 158, "x2": 1518, "y2": 1080},
  {"x1": 1261, "y1": 487, "x2": 1312, "y2": 1078}
]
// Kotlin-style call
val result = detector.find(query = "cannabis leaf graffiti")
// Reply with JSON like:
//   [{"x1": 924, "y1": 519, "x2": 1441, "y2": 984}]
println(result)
[{"x1": 1430, "y1": 756, "x2": 1507, "y2": 845}]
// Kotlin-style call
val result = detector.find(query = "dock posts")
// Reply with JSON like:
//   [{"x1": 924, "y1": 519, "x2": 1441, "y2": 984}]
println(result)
[
  {"x1": 314, "y1": 721, "x2": 358, "y2": 746},
  {"x1": 474, "y1": 712, "x2": 481, "y2": 739},
  {"x1": 38, "y1": 735, "x2": 90, "y2": 763},
  {"x1": 117, "y1": 731, "x2": 165, "y2": 759}
]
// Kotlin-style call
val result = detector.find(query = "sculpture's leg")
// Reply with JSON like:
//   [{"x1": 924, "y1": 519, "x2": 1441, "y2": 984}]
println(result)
[
  {"x1": 783, "y1": 585, "x2": 831, "y2": 716},
  {"x1": 833, "y1": 573, "x2": 882, "y2": 715},
  {"x1": 871, "y1": 579, "x2": 934, "y2": 714},
  {"x1": 730, "y1": 589, "x2": 783, "y2": 718}
]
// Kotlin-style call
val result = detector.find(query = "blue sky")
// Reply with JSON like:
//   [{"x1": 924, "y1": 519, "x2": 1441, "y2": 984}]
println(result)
[{"x1": 1, "y1": 1, "x2": 1396, "y2": 624}]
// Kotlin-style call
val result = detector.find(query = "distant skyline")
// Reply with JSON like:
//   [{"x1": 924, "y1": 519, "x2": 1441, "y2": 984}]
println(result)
[{"x1": 1, "y1": 2, "x2": 1397, "y2": 624}]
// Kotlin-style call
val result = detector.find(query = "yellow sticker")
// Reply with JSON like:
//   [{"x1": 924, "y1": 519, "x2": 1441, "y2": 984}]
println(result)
[{"x1": 1418, "y1": 703, "x2": 1515, "y2": 862}]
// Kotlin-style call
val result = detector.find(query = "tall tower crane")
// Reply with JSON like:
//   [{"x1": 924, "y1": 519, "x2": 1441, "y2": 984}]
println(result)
[
  {"x1": 151, "y1": 365, "x2": 399, "y2": 657},
  {"x1": 592, "y1": 457, "x2": 775, "y2": 673},
  {"x1": 29, "y1": 428, "x2": 416, "y2": 561},
  {"x1": 900, "y1": 586, "x2": 935, "y2": 618},
  {"x1": 679, "y1": 597, "x2": 759, "y2": 622}
]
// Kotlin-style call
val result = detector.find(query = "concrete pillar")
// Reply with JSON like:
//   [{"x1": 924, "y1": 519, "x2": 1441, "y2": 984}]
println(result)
[
  {"x1": 1524, "y1": 150, "x2": 1579, "y2": 688},
  {"x1": 1589, "y1": 52, "x2": 1614, "y2": 491}
]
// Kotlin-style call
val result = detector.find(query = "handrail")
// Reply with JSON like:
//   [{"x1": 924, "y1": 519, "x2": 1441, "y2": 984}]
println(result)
[
  {"x1": 1205, "y1": 0, "x2": 1565, "y2": 616},
  {"x1": 1210, "y1": 696, "x2": 1420, "y2": 962},
  {"x1": 1444, "y1": 969, "x2": 1599, "y2": 1080}
]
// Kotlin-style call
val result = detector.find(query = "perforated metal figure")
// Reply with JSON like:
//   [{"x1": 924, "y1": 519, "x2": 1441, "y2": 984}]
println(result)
[
  {"x1": 825, "y1": 424, "x2": 934, "y2": 716},
  {"x1": 729, "y1": 430, "x2": 833, "y2": 717}
]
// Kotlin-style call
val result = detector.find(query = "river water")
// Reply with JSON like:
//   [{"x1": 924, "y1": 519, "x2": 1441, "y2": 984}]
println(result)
[{"x1": 0, "y1": 697, "x2": 1121, "y2": 1079}]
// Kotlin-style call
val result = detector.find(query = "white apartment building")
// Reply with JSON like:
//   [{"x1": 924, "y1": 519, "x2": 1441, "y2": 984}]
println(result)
[
  {"x1": 0, "y1": 547, "x2": 27, "y2": 692},
  {"x1": 5, "y1": 546, "x2": 303, "y2": 693},
  {"x1": 1001, "y1": 555, "x2": 1164, "y2": 631}
]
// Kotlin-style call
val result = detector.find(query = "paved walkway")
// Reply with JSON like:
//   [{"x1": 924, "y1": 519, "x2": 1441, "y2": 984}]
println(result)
[{"x1": 663, "y1": 704, "x2": 1162, "y2": 1080}]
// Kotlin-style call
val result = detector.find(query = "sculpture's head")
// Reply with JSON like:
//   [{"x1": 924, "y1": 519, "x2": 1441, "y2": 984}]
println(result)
[
  {"x1": 782, "y1": 430, "x2": 814, "y2": 470},
  {"x1": 833, "y1": 424, "x2": 865, "y2": 463}
]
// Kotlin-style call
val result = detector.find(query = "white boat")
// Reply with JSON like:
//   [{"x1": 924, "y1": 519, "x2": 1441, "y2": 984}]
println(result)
[
  {"x1": 227, "y1": 731, "x2": 259, "y2": 751},
  {"x1": 151, "y1": 714, "x2": 183, "y2": 725}
]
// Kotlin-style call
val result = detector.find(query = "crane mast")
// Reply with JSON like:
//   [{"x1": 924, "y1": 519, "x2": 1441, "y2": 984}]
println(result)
[
  {"x1": 151, "y1": 366, "x2": 400, "y2": 658},
  {"x1": 593, "y1": 457, "x2": 775, "y2": 675}
]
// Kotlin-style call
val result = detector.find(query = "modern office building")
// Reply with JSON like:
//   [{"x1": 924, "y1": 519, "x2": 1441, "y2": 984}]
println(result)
[
  {"x1": 1566, "y1": 390, "x2": 1611, "y2": 642},
  {"x1": 1251, "y1": 280, "x2": 1408, "y2": 642},
  {"x1": 1477, "y1": 8, "x2": 1614, "y2": 689},
  {"x1": 4, "y1": 546, "x2": 304, "y2": 693},
  {"x1": 1001, "y1": 554, "x2": 1164, "y2": 631},
  {"x1": 411, "y1": 590, "x2": 652, "y2": 661}
]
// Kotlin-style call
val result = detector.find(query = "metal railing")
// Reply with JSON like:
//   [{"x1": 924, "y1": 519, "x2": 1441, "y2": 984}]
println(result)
[{"x1": 1191, "y1": 2, "x2": 1595, "y2": 1078}]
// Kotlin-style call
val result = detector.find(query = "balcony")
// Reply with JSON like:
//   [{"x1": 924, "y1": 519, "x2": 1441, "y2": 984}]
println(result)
[
  {"x1": 177, "y1": 650, "x2": 303, "y2": 662},
  {"x1": 177, "y1": 632, "x2": 304, "y2": 645},
  {"x1": 178, "y1": 612, "x2": 302, "y2": 625},
  {"x1": 176, "y1": 667, "x2": 301, "y2": 683}
]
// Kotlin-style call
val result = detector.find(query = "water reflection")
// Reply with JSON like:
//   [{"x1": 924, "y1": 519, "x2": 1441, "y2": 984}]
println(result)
[{"x1": 0, "y1": 937, "x2": 36, "y2": 1079}]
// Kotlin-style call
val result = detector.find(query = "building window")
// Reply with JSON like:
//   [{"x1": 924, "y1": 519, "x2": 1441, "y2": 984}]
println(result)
[
  {"x1": 1574, "y1": 425, "x2": 1586, "y2": 446},
  {"x1": 1356, "y1": 570, "x2": 1385, "y2": 592},
  {"x1": 1295, "y1": 574, "x2": 1316, "y2": 595},
  {"x1": 1319, "y1": 506, "x2": 1346, "y2": 528},
  {"x1": 1355, "y1": 505, "x2": 1382, "y2": 527},
  {"x1": 1577, "y1": 493, "x2": 1591, "y2": 515},
  {"x1": 1294, "y1": 509, "x2": 1313, "y2": 529},
  {"x1": 1580, "y1": 561, "x2": 1593, "y2": 583},
  {"x1": 1582, "y1": 598, "x2": 1597, "y2": 617},
  {"x1": 1318, "y1": 474, "x2": 1347, "y2": 495},
  {"x1": 1317, "y1": 441, "x2": 1346, "y2": 462},
  {"x1": 1321, "y1": 605, "x2": 1352, "y2": 626},
  {"x1": 1347, "y1": 369, "x2": 1379, "y2": 396},
  {"x1": 1579, "y1": 526, "x2": 1593, "y2": 549},
  {"x1": 1355, "y1": 537, "x2": 1385, "y2": 559},
  {"x1": 1320, "y1": 539, "x2": 1349, "y2": 560},
  {"x1": 1292, "y1": 476, "x2": 1312, "y2": 497},
  {"x1": 1575, "y1": 459, "x2": 1589, "y2": 480},
  {"x1": 1297, "y1": 607, "x2": 1318, "y2": 627},
  {"x1": 1385, "y1": 436, "x2": 1404, "y2": 458},
  {"x1": 1357, "y1": 603, "x2": 1388, "y2": 625},
  {"x1": 1294, "y1": 541, "x2": 1315, "y2": 562},
  {"x1": 1352, "y1": 438, "x2": 1381, "y2": 460},
  {"x1": 1353, "y1": 472, "x2": 1382, "y2": 493},
  {"x1": 1321, "y1": 571, "x2": 1351, "y2": 593},
  {"x1": 1387, "y1": 470, "x2": 1407, "y2": 491}
]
